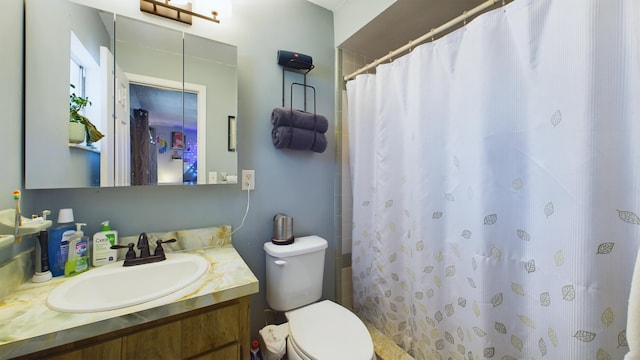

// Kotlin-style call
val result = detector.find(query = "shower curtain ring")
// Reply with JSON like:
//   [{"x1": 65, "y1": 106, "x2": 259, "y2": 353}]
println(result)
[
  {"x1": 430, "y1": 28, "x2": 435, "y2": 42},
  {"x1": 463, "y1": 11, "x2": 468, "y2": 26}
]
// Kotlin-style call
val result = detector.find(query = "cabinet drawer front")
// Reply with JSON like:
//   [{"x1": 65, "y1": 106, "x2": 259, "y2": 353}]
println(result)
[
  {"x1": 123, "y1": 322, "x2": 181, "y2": 359},
  {"x1": 189, "y1": 343, "x2": 240, "y2": 360},
  {"x1": 181, "y1": 302, "x2": 240, "y2": 357},
  {"x1": 47, "y1": 338, "x2": 122, "y2": 360}
]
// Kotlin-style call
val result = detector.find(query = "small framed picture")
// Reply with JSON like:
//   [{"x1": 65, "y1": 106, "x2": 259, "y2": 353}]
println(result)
[
  {"x1": 228, "y1": 116, "x2": 237, "y2": 152},
  {"x1": 171, "y1": 132, "x2": 184, "y2": 149}
]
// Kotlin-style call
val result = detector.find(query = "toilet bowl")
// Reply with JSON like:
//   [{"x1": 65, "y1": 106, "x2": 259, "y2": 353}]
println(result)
[
  {"x1": 263, "y1": 236, "x2": 374, "y2": 360},
  {"x1": 285, "y1": 300, "x2": 374, "y2": 360}
]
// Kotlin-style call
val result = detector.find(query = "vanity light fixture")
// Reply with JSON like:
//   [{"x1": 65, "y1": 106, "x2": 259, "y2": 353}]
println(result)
[{"x1": 140, "y1": 0, "x2": 220, "y2": 25}]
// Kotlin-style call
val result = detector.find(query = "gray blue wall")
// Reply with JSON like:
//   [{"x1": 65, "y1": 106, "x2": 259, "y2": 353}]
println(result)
[
  {"x1": 3, "y1": 0, "x2": 336, "y2": 340},
  {"x1": 0, "y1": 0, "x2": 37, "y2": 262}
]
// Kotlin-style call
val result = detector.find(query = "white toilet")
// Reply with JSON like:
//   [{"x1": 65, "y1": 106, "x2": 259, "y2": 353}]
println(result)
[{"x1": 263, "y1": 235, "x2": 374, "y2": 360}]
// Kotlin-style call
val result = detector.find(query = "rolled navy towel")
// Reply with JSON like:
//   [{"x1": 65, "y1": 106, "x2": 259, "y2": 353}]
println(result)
[
  {"x1": 272, "y1": 126, "x2": 327, "y2": 153},
  {"x1": 271, "y1": 107, "x2": 329, "y2": 134}
]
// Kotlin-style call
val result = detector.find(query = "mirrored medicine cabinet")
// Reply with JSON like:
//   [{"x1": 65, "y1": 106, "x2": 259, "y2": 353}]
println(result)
[{"x1": 24, "y1": 0, "x2": 238, "y2": 189}]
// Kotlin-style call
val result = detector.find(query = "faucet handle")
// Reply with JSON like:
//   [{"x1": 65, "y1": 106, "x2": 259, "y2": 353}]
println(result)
[
  {"x1": 111, "y1": 243, "x2": 136, "y2": 260},
  {"x1": 154, "y1": 239, "x2": 177, "y2": 257}
]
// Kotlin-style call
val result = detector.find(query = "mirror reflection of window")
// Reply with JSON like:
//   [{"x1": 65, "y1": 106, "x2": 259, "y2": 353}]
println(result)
[
  {"x1": 70, "y1": 31, "x2": 104, "y2": 151},
  {"x1": 69, "y1": 59, "x2": 85, "y2": 99}
]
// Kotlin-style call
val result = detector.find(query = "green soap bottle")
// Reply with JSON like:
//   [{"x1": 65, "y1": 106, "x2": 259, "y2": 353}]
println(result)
[{"x1": 64, "y1": 223, "x2": 89, "y2": 277}]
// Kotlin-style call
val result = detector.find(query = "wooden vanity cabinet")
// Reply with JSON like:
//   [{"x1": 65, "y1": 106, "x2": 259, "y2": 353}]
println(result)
[{"x1": 21, "y1": 296, "x2": 250, "y2": 360}]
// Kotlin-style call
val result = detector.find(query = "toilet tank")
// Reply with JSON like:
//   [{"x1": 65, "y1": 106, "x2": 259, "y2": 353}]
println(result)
[{"x1": 264, "y1": 235, "x2": 328, "y2": 311}]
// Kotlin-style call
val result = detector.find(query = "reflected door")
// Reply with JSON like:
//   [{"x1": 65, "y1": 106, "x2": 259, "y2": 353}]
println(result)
[{"x1": 115, "y1": 61, "x2": 131, "y2": 186}]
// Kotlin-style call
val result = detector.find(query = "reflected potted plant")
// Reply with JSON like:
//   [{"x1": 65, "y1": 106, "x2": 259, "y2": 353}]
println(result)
[{"x1": 69, "y1": 84, "x2": 104, "y2": 144}]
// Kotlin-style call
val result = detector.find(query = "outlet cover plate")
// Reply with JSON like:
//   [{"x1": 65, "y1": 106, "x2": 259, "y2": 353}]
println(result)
[{"x1": 242, "y1": 170, "x2": 255, "y2": 190}]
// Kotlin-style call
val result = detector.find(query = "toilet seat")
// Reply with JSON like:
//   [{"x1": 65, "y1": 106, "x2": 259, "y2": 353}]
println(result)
[{"x1": 285, "y1": 300, "x2": 374, "y2": 360}]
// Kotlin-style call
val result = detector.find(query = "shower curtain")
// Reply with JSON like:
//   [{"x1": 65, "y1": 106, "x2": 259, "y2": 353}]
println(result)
[{"x1": 347, "y1": 0, "x2": 640, "y2": 359}]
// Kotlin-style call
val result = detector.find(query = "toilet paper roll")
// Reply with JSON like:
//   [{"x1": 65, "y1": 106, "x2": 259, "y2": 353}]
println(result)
[{"x1": 259, "y1": 323, "x2": 289, "y2": 360}]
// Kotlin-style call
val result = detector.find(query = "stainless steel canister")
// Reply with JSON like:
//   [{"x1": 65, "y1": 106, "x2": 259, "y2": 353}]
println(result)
[{"x1": 272, "y1": 213, "x2": 294, "y2": 245}]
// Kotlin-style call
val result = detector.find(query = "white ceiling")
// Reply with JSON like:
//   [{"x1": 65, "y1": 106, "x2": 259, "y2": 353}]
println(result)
[
  {"x1": 129, "y1": 84, "x2": 198, "y2": 130},
  {"x1": 335, "y1": 0, "x2": 508, "y2": 61},
  {"x1": 306, "y1": 0, "x2": 344, "y2": 11}
]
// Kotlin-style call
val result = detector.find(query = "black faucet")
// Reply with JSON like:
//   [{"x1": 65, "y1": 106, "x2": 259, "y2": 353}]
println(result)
[
  {"x1": 111, "y1": 233, "x2": 177, "y2": 266},
  {"x1": 137, "y1": 233, "x2": 151, "y2": 258}
]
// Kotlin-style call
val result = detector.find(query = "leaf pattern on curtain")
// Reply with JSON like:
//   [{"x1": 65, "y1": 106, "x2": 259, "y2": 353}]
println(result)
[{"x1": 346, "y1": 0, "x2": 640, "y2": 359}]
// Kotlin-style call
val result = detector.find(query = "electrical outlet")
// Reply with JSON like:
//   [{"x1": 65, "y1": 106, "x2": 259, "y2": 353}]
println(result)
[
  {"x1": 208, "y1": 171, "x2": 217, "y2": 184},
  {"x1": 242, "y1": 170, "x2": 255, "y2": 190}
]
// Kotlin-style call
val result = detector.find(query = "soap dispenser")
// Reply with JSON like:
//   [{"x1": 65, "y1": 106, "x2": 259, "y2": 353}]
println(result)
[
  {"x1": 48, "y1": 208, "x2": 76, "y2": 277},
  {"x1": 64, "y1": 223, "x2": 89, "y2": 277},
  {"x1": 92, "y1": 220, "x2": 118, "y2": 266}
]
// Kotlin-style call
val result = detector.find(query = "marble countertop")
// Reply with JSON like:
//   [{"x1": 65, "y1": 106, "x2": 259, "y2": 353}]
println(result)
[{"x1": 0, "y1": 244, "x2": 259, "y2": 359}]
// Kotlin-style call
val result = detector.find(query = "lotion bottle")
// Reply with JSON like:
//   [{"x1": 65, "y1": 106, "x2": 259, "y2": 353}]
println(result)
[
  {"x1": 92, "y1": 220, "x2": 118, "y2": 266},
  {"x1": 64, "y1": 223, "x2": 89, "y2": 277}
]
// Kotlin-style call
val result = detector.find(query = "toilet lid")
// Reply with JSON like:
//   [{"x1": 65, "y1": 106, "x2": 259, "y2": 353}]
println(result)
[{"x1": 286, "y1": 300, "x2": 373, "y2": 360}]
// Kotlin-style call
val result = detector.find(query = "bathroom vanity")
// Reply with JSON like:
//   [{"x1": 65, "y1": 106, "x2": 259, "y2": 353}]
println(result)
[
  {"x1": 31, "y1": 297, "x2": 250, "y2": 359},
  {"x1": 0, "y1": 242, "x2": 258, "y2": 359}
]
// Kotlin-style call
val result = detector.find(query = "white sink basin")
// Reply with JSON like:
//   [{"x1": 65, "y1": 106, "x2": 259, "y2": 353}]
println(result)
[{"x1": 47, "y1": 253, "x2": 209, "y2": 313}]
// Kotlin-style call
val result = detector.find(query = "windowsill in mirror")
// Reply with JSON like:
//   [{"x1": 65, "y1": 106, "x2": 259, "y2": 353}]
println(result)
[{"x1": 68, "y1": 143, "x2": 100, "y2": 153}]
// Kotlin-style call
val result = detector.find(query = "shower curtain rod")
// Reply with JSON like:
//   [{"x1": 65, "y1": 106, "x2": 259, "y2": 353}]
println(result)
[{"x1": 344, "y1": 0, "x2": 501, "y2": 81}]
